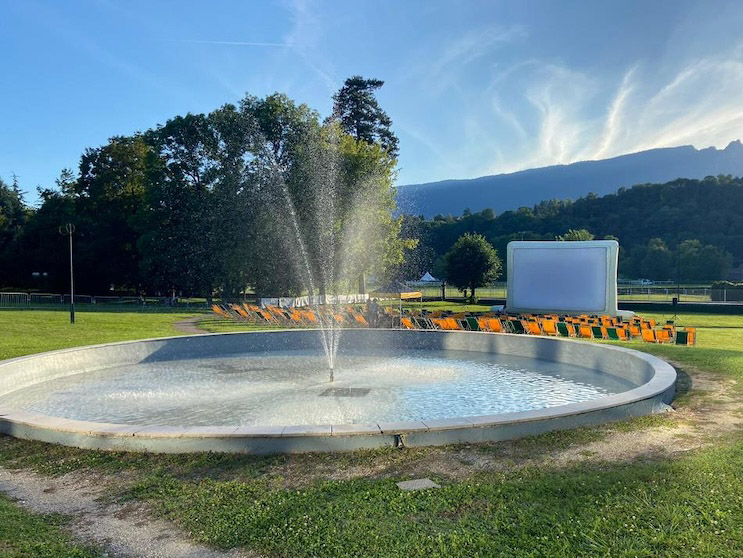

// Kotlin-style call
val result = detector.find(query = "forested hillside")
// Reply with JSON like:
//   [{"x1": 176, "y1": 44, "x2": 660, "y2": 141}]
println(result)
[{"x1": 400, "y1": 175, "x2": 743, "y2": 282}]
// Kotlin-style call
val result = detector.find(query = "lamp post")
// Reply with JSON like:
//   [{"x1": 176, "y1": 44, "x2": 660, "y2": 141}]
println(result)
[{"x1": 59, "y1": 224, "x2": 76, "y2": 324}]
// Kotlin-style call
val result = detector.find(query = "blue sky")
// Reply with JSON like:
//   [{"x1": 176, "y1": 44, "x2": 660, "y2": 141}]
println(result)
[{"x1": 2, "y1": 0, "x2": 743, "y2": 204}]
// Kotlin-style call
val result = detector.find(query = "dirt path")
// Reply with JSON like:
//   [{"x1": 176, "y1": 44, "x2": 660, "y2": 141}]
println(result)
[
  {"x1": 173, "y1": 315, "x2": 207, "y2": 335},
  {"x1": 0, "y1": 468, "x2": 259, "y2": 558}
]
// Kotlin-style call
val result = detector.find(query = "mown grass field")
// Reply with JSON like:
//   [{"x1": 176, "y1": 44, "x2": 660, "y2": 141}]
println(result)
[
  {"x1": 0, "y1": 307, "x2": 742, "y2": 556},
  {"x1": 0, "y1": 309, "x2": 194, "y2": 361}
]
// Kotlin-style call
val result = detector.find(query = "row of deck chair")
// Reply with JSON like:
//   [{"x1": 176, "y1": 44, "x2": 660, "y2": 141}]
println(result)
[
  {"x1": 400, "y1": 311, "x2": 696, "y2": 345},
  {"x1": 212, "y1": 303, "x2": 371, "y2": 328},
  {"x1": 213, "y1": 303, "x2": 696, "y2": 346}
]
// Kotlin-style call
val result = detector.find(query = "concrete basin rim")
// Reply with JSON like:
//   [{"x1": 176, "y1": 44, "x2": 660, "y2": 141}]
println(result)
[{"x1": 0, "y1": 329, "x2": 676, "y2": 442}]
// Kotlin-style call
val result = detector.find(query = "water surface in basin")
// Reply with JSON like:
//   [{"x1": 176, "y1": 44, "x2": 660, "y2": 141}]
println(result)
[{"x1": 0, "y1": 349, "x2": 636, "y2": 426}]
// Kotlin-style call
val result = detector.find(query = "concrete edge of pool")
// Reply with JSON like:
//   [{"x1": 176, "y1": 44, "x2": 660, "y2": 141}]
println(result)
[{"x1": 0, "y1": 329, "x2": 677, "y2": 454}]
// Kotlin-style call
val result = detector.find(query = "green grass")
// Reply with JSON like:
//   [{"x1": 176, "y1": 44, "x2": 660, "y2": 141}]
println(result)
[
  {"x1": 615, "y1": 312, "x2": 743, "y2": 384},
  {"x1": 0, "y1": 309, "x2": 195, "y2": 360},
  {"x1": 0, "y1": 309, "x2": 199, "y2": 555},
  {"x1": 0, "y1": 494, "x2": 102, "y2": 558},
  {"x1": 124, "y1": 439, "x2": 743, "y2": 558}
]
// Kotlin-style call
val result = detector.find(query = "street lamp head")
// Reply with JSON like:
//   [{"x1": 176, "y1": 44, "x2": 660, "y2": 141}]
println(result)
[{"x1": 59, "y1": 223, "x2": 75, "y2": 236}]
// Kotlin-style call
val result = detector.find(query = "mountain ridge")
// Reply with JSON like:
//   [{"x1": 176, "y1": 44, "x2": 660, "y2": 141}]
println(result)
[{"x1": 396, "y1": 140, "x2": 743, "y2": 217}]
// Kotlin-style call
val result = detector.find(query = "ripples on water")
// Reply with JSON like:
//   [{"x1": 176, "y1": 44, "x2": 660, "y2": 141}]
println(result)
[{"x1": 0, "y1": 349, "x2": 636, "y2": 426}]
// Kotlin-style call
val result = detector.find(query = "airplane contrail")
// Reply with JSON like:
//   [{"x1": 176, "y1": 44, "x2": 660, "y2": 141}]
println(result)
[{"x1": 175, "y1": 39, "x2": 294, "y2": 47}]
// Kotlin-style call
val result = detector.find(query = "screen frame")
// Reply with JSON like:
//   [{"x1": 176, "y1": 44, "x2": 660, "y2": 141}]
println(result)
[{"x1": 505, "y1": 240, "x2": 622, "y2": 316}]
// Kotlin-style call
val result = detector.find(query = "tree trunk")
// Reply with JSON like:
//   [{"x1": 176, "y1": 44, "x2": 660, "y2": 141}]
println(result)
[{"x1": 358, "y1": 272, "x2": 366, "y2": 295}]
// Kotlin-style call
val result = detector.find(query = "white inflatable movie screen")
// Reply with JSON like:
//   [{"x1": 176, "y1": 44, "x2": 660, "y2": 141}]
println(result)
[{"x1": 506, "y1": 240, "x2": 623, "y2": 316}]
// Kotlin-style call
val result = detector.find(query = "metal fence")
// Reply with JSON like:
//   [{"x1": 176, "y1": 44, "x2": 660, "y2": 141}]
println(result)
[
  {"x1": 0, "y1": 292, "x2": 211, "y2": 310},
  {"x1": 3, "y1": 287, "x2": 743, "y2": 308},
  {"x1": 412, "y1": 284, "x2": 743, "y2": 304}
]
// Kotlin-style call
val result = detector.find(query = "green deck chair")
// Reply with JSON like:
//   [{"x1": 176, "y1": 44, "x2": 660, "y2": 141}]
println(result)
[
  {"x1": 605, "y1": 327, "x2": 620, "y2": 341},
  {"x1": 556, "y1": 322, "x2": 571, "y2": 337},
  {"x1": 413, "y1": 317, "x2": 431, "y2": 329},
  {"x1": 591, "y1": 326, "x2": 605, "y2": 339},
  {"x1": 465, "y1": 316, "x2": 480, "y2": 331},
  {"x1": 510, "y1": 320, "x2": 526, "y2": 334},
  {"x1": 675, "y1": 330, "x2": 689, "y2": 345}
]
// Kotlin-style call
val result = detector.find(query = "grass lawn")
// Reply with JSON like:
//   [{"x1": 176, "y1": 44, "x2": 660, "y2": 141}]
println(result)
[
  {"x1": 1, "y1": 307, "x2": 743, "y2": 556},
  {"x1": 0, "y1": 309, "x2": 196, "y2": 360}
]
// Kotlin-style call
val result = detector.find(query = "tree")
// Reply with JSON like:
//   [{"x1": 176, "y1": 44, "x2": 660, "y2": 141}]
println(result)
[
  {"x1": 331, "y1": 76, "x2": 399, "y2": 158},
  {"x1": 0, "y1": 176, "x2": 30, "y2": 287},
  {"x1": 557, "y1": 228, "x2": 594, "y2": 241},
  {"x1": 641, "y1": 238, "x2": 673, "y2": 281},
  {"x1": 138, "y1": 114, "x2": 222, "y2": 297},
  {"x1": 678, "y1": 239, "x2": 733, "y2": 281},
  {"x1": 444, "y1": 233, "x2": 501, "y2": 302},
  {"x1": 74, "y1": 136, "x2": 152, "y2": 292}
]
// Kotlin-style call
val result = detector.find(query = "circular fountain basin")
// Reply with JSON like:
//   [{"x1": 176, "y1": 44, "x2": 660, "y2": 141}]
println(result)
[{"x1": 0, "y1": 330, "x2": 676, "y2": 454}]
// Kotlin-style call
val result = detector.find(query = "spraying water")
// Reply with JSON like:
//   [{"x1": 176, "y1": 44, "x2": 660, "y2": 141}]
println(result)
[{"x1": 260, "y1": 126, "x2": 380, "y2": 378}]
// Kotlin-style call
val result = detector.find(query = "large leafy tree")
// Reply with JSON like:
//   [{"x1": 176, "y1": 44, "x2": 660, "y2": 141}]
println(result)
[
  {"x1": 138, "y1": 113, "x2": 222, "y2": 297},
  {"x1": 332, "y1": 76, "x2": 399, "y2": 159},
  {"x1": 444, "y1": 233, "x2": 501, "y2": 302},
  {"x1": 73, "y1": 136, "x2": 152, "y2": 292},
  {"x1": 1, "y1": 88, "x2": 412, "y2": 298},
  {"x1": 0, "y1": 176, "x2": 30, "y2": 286},
  {"x1": 13, "y1": 175, "x2": 76, "y2": 292}
]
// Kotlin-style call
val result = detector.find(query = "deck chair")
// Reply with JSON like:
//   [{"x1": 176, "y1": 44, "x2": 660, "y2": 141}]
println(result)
[
  {"x1": 211, "y1": 304, "x2": 231, "y2": 319},
  {"x1": 675, "y1": 330, "x2": 689, "y2": 345},
  {"x1": 605, "y1": 327, "x2": 621, "y2": 341},
  {"x1": 401, "y1": 317, "x2": 415, "y2": 329},
  {"x1": 591, "y1": 326, "x2": 606, "y2": 339},
  {"x1": 431, "y1": 317, "x2": 446, "y2": 330},
  {"x1": 509, "y1": 320, "x2": 526, "y2": 334},
  {"x1": 413, "y1": 316, "x2": 433, "y2": 329},
  {"x1": 487, "y1": 318, "x2": 504, "y2": 333},
  {"x1": 266, "y1": 305, "x2": 290, "y2": 323},
  {"x1": 465, "y1": 316, "x2": 480, "y2": 331},
  {"x1": 301, "y1": 310, "x2": 320, "y2": 325},
  {"x1": 556, "y1": 322, "x2": 571, "y2": 337},
  {"x1": 686, "y1": 327, "x2": 697, "y2": 345},
  {"x1": 656, "y1": 329, "x2": 673, "y2": 343},
  {"x1": 641, "y1": 329, "x2": 657, "y2": 343},
  {"x1": 287, "y1": 310, "x2": 306, "y2": 327},
  {"x1": 352, "y1": 313, "x2": 369, "y2": 327},
  {"x1": 524, "y1": 321, "x2": 542, "y2": 335},
  {"x1": 230, "y1": 304, "x2": 250, "y2": 320},
  {"x1": 578, "y1": 325, "x2": 593, "y2": 339},
  {"x1": 541, "y1": 320, "x2": 558, "y2": 336}
]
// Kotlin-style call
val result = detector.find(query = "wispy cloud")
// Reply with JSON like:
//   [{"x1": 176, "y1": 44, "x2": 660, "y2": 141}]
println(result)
[
  {"x1": 470, "y1": 45, "x2": 743, "y2": 179},
  {"x1": 428, "y1": 25, "x2": 527, "y2": 82},
  {"x1": 591, "y1": 65, "x2": 638, "y2": 159},
  {"x1": 281, "y1": 0, "x2": 338, "y2": 92},
  {"x1": 174, "y1": 39, "x2": 294, "y2": 48}
]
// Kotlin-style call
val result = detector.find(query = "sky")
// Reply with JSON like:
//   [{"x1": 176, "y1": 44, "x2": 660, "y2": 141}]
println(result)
[{"x1": 2, "y1": 0, "x2": 743, "y2": 204}]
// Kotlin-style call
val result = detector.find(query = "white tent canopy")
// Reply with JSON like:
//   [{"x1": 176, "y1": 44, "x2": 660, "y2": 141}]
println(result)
[{"x1": 419, "y1": 272, "x2": 439, "y2": 282}]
